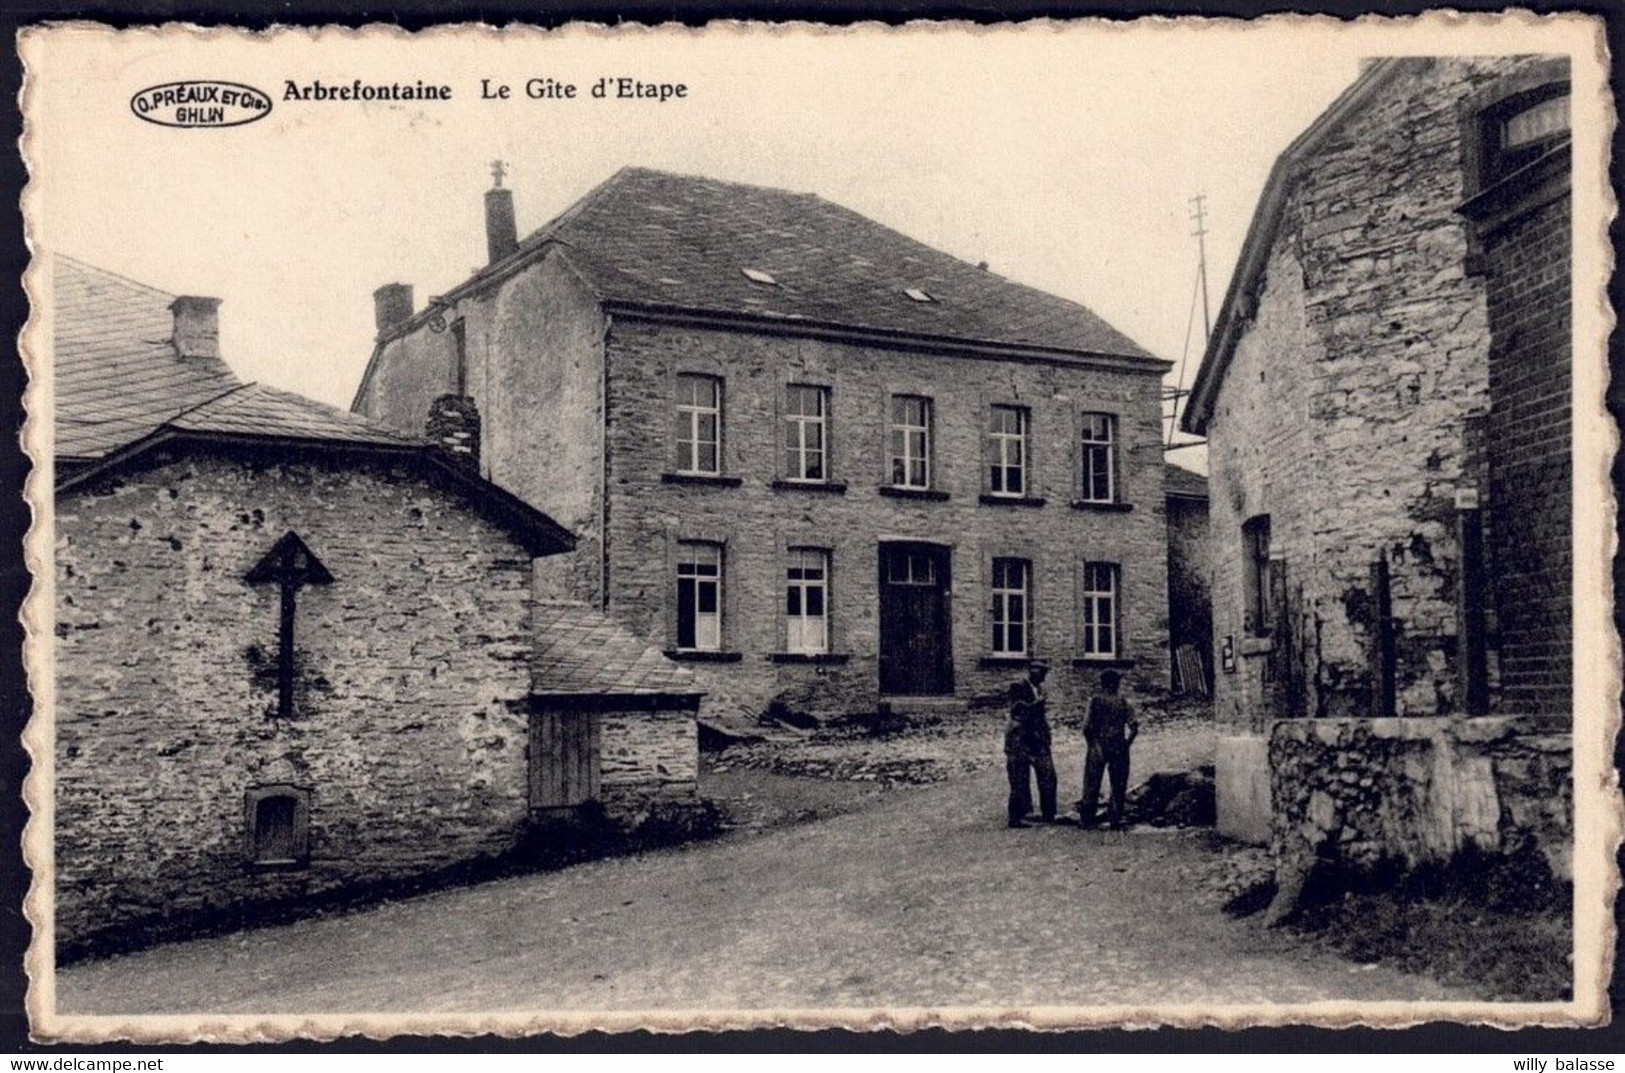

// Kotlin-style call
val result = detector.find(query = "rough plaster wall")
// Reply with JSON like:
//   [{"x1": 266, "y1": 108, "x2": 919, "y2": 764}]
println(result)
[
  {"x1": 601, "y1": 319, "x2": 1169, "y2": 721},
  {"x1": 477, "y1": 253, "x2": 607, "y2": 606},
  {"x1": 354, "y1": 252, "x2": 608, "y2": 607},
  {"x1": 1207, "y1": 245, "x2": 1318, "y2": 730},
  {"x1": 1204, "y1": 59, "x2": 1536, "y2": 724},
  {"x1": 354, "y1": 320, "x2": 459, "y2": 437},
  {"x1": 55, "y1": 449, "x2": 536, "y2": 947}
]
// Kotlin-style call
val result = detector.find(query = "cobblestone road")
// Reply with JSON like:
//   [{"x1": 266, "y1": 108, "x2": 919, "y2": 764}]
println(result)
[{"x1": 57, "y1": 720, "x2": 1465, "y2": 1014}]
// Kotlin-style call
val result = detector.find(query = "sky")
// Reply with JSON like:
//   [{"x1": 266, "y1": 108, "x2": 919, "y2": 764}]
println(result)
[{"x1": 24, "y1": 19, "x2": 1581, "y2": 473}]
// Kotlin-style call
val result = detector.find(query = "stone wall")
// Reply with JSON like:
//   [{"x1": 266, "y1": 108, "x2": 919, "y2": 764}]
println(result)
[
  {"x1": 54, "y1": 446, "x2": 539, "y2": 951},
  {"x1": 1204, "y1": 58, "x2": 1549, "y2": 729},
  {"x1": 599, "y1": 317, "x2": 1170, "y2": 721},
  {"x1": 1270, "y1": 716, "x2": 1572, "y2": 881},
  {"x1": 598, "y1": 707, "x2": 702, "y2": 823}
]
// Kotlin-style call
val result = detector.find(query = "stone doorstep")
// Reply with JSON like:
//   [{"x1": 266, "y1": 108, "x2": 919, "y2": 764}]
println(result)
[
  {"x1": 697, "y1": 714, "x2": 808, "y2": 746},
  {"x1": 879, "y1": 696, "x2": 971, "y2": 717}
]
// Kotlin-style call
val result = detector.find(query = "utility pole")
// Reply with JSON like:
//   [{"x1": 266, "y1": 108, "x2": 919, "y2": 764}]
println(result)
[
  {"x1": 1189, "y1": 193, "x2": 1212, "y2": 344},
  {"x1": 1166, "y1": 193, "x2": 1213, "y2": 450}
]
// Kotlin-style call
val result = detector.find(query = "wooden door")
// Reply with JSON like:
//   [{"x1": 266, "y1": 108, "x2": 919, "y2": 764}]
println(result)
[
  {"x1": 878, "y1": 543, "x2": 953, "y2": 696},
  {"x1": 530, "y1": 708, "x2": 601, "y2": 809}
]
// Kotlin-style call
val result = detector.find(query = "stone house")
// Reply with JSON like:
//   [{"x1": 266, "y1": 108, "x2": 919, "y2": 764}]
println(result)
[
  {"x1": 1181, "y1": 57, "x2": 1572, "y2": 879},
  {"x1": 53, "y1": 257, "x2": 703, "y2": 955},
  {"x1": 352, "y1": 167, "x2": 1172, "y2": 722},
  {"x1": 1164, "y1": 463, "x2": 1211, "y2": 695}
]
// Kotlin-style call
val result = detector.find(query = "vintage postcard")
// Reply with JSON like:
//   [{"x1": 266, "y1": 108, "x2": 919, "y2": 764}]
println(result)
[{"x1": 17, "y1": 12, "x2": 1618, "y2": 1042}]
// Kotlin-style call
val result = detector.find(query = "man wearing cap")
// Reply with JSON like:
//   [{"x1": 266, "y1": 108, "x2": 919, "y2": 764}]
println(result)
[
  {"x1": 1078, "y1": 668, "x2": 1139, "y2": 830},
  {"x1": 1004, "y1": 659, "x2": 1058, "y2": 827}
]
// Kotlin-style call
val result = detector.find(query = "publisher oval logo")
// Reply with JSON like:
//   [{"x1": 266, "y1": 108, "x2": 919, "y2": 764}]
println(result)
[{"x1": 130, "y1": 81, "x2": 273, "y2": 129}]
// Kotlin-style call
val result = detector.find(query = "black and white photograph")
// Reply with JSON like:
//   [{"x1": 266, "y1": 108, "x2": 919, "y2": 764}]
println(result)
[{"x1": 16, "y1": 14, "x2": 1616, "y2": 1040}]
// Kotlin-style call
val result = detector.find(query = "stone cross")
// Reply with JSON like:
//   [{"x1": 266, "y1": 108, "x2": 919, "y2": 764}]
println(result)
[
  {"x1": 490, "y1": 159, "x2": 508, "y2": 188},
  {"x1": 246, "y1": 532, "x2": 334, "y2": 720}
]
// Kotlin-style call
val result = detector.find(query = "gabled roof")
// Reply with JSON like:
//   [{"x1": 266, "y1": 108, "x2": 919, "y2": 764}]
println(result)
[
  {"x1": 531, "y1": 601, "x2": 701, "y2": 700},
  {"x1": 54, "y1": 256, "x2": 243, "y2": 461},
  {"x1": 400, "y1": 167, "x2": 1162, "y2": 364},
  {"x1": 1181, "y1": 59, "x2": 1407, "y2": 435},
  {"x1": 54, "y1": 258, "x2": 576, "y2": 557},
  {"x1": 1165, "y1": 462, "x2": 1209, "y2": 500}
]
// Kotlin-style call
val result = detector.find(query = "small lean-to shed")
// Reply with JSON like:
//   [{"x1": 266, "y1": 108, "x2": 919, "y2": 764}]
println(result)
[{"x1": 530, "y1": 601, "x2": 705, "y2": 829}]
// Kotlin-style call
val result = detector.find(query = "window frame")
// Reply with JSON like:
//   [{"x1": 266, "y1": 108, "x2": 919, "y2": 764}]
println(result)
[
  {"x1": 990, "y1": 556, "x2": 1034, "y2": 658},
  {"x1": 1079, "y1": 561, "x2": 1121, "y2": 661},
  {"x1": 243, "y1": 784, "x2": 311, "y2": 869},
  {"x1": 888, "y1": 394, "x2": 934, "y2": 490},
  {"x1": 987, "y1": 404, "x2": 1030, "y2": 498},
  {"x1": 783, "y1": 383, "x2": 831, "y2": 484},
  {"x1": 674, "y1": 373, "x2": 724, "y2": 477},
  {"x1": 1078, "y1": 412, "x2": 1118, "y2": 504},
  {"x1": 675, "y1": 540, "x2": 725, "y2": 652},
  {"x1": 784, "y1": 546, "x2": 832, "y2": 655},
  {"x1": 1477, "y1": 82, "x2": 1571, "y2": 191}
]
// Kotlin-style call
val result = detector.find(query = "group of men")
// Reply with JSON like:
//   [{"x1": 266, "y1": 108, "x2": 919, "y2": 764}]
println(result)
[{"x1": 1003, "y1": 662, "x2": 1139, "y2": 830}]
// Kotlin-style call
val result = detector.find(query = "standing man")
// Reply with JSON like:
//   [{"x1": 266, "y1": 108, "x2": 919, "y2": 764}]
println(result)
[
  {"x1": 1005, "y1": 659, "x2": 1058, "y2": 828},
  {"x1": 1078, "y1": 669, "x2": 1139, "y2": 830}
]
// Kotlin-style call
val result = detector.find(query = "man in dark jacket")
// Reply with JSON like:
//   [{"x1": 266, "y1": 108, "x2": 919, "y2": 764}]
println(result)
[
  {"x1": 1078, "y1": 669, "x2": 1139, "y2": 830},
  {"x1": 1005, "y1": 660, "x2": 1057, "y2": 827}
]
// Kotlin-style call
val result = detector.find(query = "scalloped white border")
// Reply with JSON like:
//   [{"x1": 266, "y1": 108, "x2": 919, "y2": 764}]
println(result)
[{"x1": 16, "y1": 11, "x2": 1620, "y2": 1042}]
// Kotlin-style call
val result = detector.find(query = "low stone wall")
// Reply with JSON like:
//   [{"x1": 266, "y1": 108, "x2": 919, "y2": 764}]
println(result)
[
  {"x1": 598, "y1": 707, "x2": 702, "y2": 827},
  {"x1": 1270, "y1": 715, "x2": 1572, "y2": 881}
]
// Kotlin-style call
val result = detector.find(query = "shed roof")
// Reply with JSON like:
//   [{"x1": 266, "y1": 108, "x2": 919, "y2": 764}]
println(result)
[
  {"x1": 1165, "y1": 462, "x2": 1209, "y2": 500},
  {"x1": 531, "y1": 601, "x2": 701, "y2": 699},
  {"x1": 402, "y1": 167, "x2": 1162, "y2": 363}
]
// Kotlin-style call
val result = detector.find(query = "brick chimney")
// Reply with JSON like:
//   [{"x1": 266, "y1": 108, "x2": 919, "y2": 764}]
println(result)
[
  {"x1": 373, "y1": 283, "x2": 414, "y2": 335},
  {"x1": 427, "y1": 394, "x2": 481, "y2": 471},
  {"x1": 169, "y1": 296, "x2": 221, "y2": 360},
  {"x1": 485, "y1": 160, "x2": 518, "y2": 265},
  {"x1": 485, "y1": 188, "x2": 518, "y2": 265}
]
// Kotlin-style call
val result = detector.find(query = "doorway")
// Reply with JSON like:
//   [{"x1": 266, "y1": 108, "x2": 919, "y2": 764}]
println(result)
[{"x1": 878, "y1": 542, "x2": 953, "y2": 696}]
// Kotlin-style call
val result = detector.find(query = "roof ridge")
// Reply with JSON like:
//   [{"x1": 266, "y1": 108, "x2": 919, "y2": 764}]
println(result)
[{"x1": 56, "y1": 254, "x2": 179, "y2": 302}]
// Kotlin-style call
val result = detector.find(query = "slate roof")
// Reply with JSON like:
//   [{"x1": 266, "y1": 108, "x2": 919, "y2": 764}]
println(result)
[
  {"x1": 170, "y1": 382, "x2": 416, "y2": 446},
  {"x1": 55, "y1": 256, "x2": 243, "y2": 461},
  {"x1": 1165, "y1": 463, "x2": 1209, "y2": 500},
  {"x1": 531, "y1": 601, "x2": 701, "y2": 697},
  {"x1": 447, "y1": 167, "x2": 1158, "y2": 361},
  {"x1": 54, "y1": 255, "x2": 415, "y2": 460}
]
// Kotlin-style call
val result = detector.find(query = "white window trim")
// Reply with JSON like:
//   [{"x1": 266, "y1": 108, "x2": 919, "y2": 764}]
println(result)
[
  {"x1": 1080, "y1": 562, "x2": 1119, "y2": 659},
  {"x1": 989, "y1": 405, "x2": 1029, "y2": 497},
  {"x1": 891, "y1": 395, "x2": 933, "y2": 490},
  {"x1": 676, "y1": 374, "x2": 722, "y2": 476},
  {"x1": 784, "y1": 385, "x2": 829, "y2": 483},
  {"x1": 1080, "y1": 413, "x2": 1117, "y2": 504},
  {"x1": 991, "y1": 557, "x2": 1032, "y2": 657},
  {"x1": 676, "y1": 542, "x2": 724, "y2": 652},
  {"x1": 785, "y1": 548, "x2": 830, "y2": 655}
]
